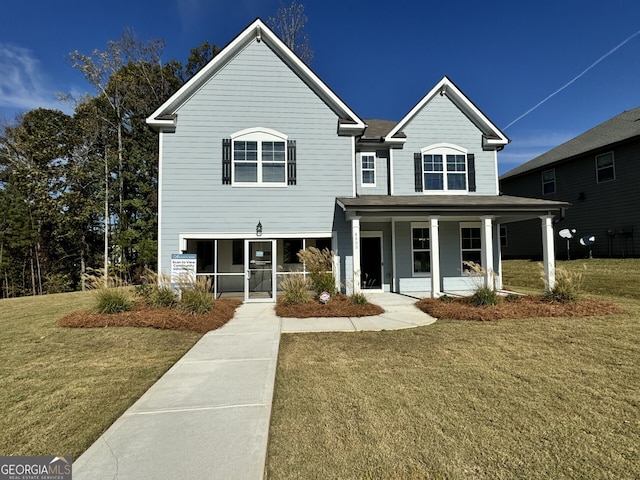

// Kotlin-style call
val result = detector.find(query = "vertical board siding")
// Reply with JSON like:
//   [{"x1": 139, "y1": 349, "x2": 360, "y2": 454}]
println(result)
[
  {"x1": 393, "y1": 94, "x2": 498, "y2": 196},
  {"x1": 160, "y1": 39, "x2": 353, "y2": 272}
]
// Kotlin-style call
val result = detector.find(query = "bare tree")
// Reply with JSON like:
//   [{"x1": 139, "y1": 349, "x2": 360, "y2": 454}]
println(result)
[{"x1": 267, "y1": 1, "x2": 314, "y2": 65}]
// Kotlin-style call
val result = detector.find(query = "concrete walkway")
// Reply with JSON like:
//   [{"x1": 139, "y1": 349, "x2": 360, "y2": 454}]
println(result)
[{"x1": 73, "y1": 293, "x2": 435, "y2": 480}]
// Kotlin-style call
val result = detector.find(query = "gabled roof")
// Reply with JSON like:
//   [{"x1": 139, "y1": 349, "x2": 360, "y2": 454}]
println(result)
[
  {"x1": 146, "y1": 18, "x2": 365, "y2": 133},
  {"x1": 385, "y1": 76, "x2": 510, "y2": 149},
  {"x1": 501, "y1": 106, "x2": 640, "y2": 180}
]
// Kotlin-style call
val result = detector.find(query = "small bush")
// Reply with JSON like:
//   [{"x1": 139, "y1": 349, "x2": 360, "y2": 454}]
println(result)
[
  {"x1": 95, "y1": 288, "x2": 133, "y2": 314},
  {"x1": 350, "y1": 292, "x2": 368, "y2": 305},
  {"x1": 505, "y1": 293, "x2": 523, "y2": 303},
  {"x1": 543, "y1": 266, "x2": 584, "y2": 303},
  {"x1": 297, "y1": 247, "x2": 337, "y2": 296},
  {"x1": 179, "y1": 277, "x2": 214, "y2": 314},
  {"x1": 136, "y1": 271, "x2": 178, "y2": 308},
  {"x1": 471, "y1": 286, "x2": 499, "y2": 307},
  {"x1": 280, "y1": 274, "x2": 313, "y2": 305},
  {"x1": 439, "y1": 295, "x2": 456, "y2": 303}
]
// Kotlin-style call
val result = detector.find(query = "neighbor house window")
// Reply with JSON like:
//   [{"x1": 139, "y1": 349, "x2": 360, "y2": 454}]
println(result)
[
  {"x1": 542, "y1": 169, "x2": 556, "y2": 195},
  {"x1": 596, "y1": 152, "x2": 615, "y2": 183},
  {"x1": 421, "y1": 144, "x2": 468, "y2": 192},
  {"x1": 361, "y1": 153, "x2": 376, "y2": 186},
  {"x1": 461, "y1": 225, "x2": 481, "y2": 273},
  {"x1": 231, "y1": 128, "x2": 287, "y2": 185},
  {"x1": 411, "y1": 223, "x2": 430, "y2": 275},
  {"x1": 500, "y1": 225, "x2": 508, "y2": 248}
]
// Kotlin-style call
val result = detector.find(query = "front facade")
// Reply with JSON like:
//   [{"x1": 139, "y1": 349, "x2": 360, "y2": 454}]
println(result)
[
  {"x1": 148, "y1": 19, "x2": 566, "y2": 302},
  {"x1": 500, "y1": 107, "x2": 640, "y2": 259}
]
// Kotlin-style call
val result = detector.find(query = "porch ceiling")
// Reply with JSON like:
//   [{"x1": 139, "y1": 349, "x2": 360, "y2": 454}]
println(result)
[{"x1": 336, "y1": 194, "x2": 569, "y2": 223}]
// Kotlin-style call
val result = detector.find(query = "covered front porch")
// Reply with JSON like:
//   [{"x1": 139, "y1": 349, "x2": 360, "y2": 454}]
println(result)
[{"x1": 337, "y1": 195, "x2": 569, "y2": 297}]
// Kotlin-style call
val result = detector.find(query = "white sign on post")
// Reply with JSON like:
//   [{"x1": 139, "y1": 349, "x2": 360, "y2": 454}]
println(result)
[{"x1": 171, "y1": 254, "x2": 197, "y2": 290}]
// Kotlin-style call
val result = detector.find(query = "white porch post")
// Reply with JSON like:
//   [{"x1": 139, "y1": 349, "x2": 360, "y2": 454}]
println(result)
[
  {"x1": 351, "y1": 216, "x2": 361, "y2": 294},
  {"x1": 541, "y1": 215, "x2": 556, "y2": 291},
  {"x1": 480, "y1": 216, "x2": 495, "y2": 290},
  {"x1": 429, "y1": 217, "x2": 441, "y2": 298}
]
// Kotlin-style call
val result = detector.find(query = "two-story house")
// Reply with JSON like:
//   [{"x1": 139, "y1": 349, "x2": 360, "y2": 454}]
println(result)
[
  {"x1": 500, "y1": 106, "x2": 640, "y2": 259},
  {"x1": 147, "y1": 19, "x2": 567, "y2": 302}
]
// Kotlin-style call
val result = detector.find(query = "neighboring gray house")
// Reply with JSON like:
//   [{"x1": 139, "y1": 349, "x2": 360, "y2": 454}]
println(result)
[
  {"x1": 147, "y1": 19, "x2": 566, "y2": 302},
  {"x1": 500, "y1": 106, "x2": 640, "y2": 259}
]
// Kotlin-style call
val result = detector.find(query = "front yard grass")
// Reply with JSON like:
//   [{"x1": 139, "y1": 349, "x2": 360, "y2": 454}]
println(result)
[
  {"x1": 267, "y1": 260, "x2": 640, "y2": 479},
  {"x1": 0, "y1": 291, "x2": 202, "y2": 458}
]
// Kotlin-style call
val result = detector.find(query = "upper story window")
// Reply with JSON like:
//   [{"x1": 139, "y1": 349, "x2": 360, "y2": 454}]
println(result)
[
  {"x1": 224, "y1": 128, "x2": 293, "y2": 186},
  {"x1": 542, "y1": 169, "x2": 556, "y2": 195},
  {"x1": 596, "y1": 152, "x2": 615, "y2": 183},
  {"x1": 361, "y1": 153, "x2": 376, "y2": 186},
  {"x1": 420, "y1": 144, "x2": 468, "y2": 193}
]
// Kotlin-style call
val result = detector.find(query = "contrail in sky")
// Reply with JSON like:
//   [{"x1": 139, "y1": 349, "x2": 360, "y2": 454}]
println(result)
[{"x1": 504, "y1": 29, "x2": 640, "y2": 130}]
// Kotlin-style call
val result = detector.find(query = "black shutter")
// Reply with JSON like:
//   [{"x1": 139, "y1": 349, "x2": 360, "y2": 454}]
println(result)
[
  {"x1": 414, "y1": 152, "x2": 423, "y2": 192},
  {"x1": 287, "y1": 140, "x2": 297, "y2": 185},
  {"x1": 467, "y1": 153, "x2": 476, "y2": 192},
  {"x1": 222, "y1": 138, "x2": 231, "y2": 185}
]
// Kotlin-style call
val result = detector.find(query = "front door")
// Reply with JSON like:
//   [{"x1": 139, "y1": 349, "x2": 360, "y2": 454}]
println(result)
[
  {"x1": 245, "y1": 239, "x2": 276, "y2": 302},
  {"x1": 360, "y1": 233, "x2": 383, "y2": 290}
]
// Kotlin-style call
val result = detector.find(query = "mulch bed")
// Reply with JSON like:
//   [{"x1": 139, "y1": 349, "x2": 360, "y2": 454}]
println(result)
[
  {"x1": 275, "y1": 294, "x2": 384, "y2": 318},
  {"x1": 416, "y1": 295, "x2": 625, "y2": 321},
  {"x1": 57, "y1": 299, "x2": 243, "y2": 334}
]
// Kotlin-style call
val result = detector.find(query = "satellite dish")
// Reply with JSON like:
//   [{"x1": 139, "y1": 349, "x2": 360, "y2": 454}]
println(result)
[
  {"x1": 559, "y1": 228, "x2": 576, "y2": 239},
  {"x1": 580, "y1": 235, "x2": 595, "y2": 246}
]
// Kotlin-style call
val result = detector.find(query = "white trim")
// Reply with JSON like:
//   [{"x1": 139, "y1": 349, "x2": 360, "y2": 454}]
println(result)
[
  {"x1": 351, "y1": 137, "x2": 356, "y2": 197},
  {"x1": 147, "y1": 19, "x2": 365, "y2": 132},
  {"x1": 385, "y1": 76, "x2": 509, "y2": 147},
  {"x1": 480, "y1": 216, "x2": 494, "y2": 289},
  {"x1": 389, "y1": 149, "x2": 395, "y2": 195},
  {"x1": 391, "y1": 218, "x2": 397, "y2": 292},
  {"x1": 421, "y1": 143, "x2": 468, "y2": 154},
  {"x1": 540, "y1": 215, "x2": 556, "y2": 290},
  {"x1": 157, "y1": 131, "x2": 164, "y2": 273},
  {"x1": 493, "y1": 150, "x2": 499, "y2": 195},
  {"x1": 429, "y1": 217, "x2": 441, "y2": 297},
  {"x1": 179, "y1": 232, "x2": 332, "y2": 243},
  {"x1": 231, "y1": 127, "x2": 288, "y2": 140},
  {"x1": 351, "y1": 217, "x2": 361, "y2": 294}
]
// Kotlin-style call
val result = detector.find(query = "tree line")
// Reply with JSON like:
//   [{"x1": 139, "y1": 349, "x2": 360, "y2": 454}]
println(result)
[{"x1": 0, "y1": 2, "x2": 312, "y2": 298}]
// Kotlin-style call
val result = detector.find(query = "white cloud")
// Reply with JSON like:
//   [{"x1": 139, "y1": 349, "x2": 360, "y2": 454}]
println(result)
[{"x1": 0, "y1": 43, "x2": 61, "y2": 112}]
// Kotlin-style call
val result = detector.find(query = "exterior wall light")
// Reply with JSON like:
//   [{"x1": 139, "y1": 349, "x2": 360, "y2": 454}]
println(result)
[{"x1": 256, "y1": 220, "x2": 263, "y2": 236}]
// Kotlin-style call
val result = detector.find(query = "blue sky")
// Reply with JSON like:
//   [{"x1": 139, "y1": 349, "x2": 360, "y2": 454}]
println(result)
[{"x1": 2, "y1": 0, "x2": 639, "y2": 174}]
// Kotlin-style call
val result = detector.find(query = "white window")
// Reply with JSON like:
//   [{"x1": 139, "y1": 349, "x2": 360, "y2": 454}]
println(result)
[
  {"x1": 421, "y1": 144, "x2": 468, "y2": 192},
  {"x1": 596, "y1": 152, "x2": 615, "y2": 183},
  {"x1": 361, "y1": 153, "x2": 376, "y2": 186},
  {"x1": 411, "y1": 223, "x2": 430, "y2": 276},
  {"x1": 231, "y1": 128, "x2": 287, "y2": 185},
  {"x1": 542, "y1": 169, "x2": 555, "y2": 194},
  {"x1": 460, "y1": 224, "x2": 481, "y2": 273}
]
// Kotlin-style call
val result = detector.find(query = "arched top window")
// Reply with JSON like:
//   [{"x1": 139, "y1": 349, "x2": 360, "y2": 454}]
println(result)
[
  {"x1": 223, "y1": 128, "x2": 295, "y2": 186},
  {"x1": 419, "y1": 143, "x2": 469, "y2": 193}
]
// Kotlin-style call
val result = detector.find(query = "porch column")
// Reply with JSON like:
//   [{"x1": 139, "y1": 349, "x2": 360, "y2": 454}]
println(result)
[
  {"x1": 429, "y1": 217, "x2": 441, "y2": 298},
  {"x1": 480, "y1": 216, "x2": 495, "y2": 290},
  {"x1": 351, "y1": 216, "x2": 361, "y2": 294},
  {"x1": 540, "y1": 215, "x2": 556, "y2": 291}
]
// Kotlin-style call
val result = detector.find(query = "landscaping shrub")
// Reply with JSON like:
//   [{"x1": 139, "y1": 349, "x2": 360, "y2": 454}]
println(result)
[
  {"x1": 279, "y1": 274, "x2": 313, "y2": 305},
  {"x1": 95, "y1": 288, "x2": 133, "y2": 314},
  {"x1": 179, "y1": 277, "x2": 214, "y2": 314},
  {"x1": 471, "y1": 285, "x2": 499, "y2": 307},
  {"x1": 136, "y1": 271, "x2": 178, "y2": 308},
  {"x1": 543, "y1": 265, "x2": 584, "y2": 303},
  {"x1": 439, "y1": 294, "x2": 456, "y2": 303},
  {"x1": 350, "y1": 292, "x2": 368, "y2": 305},
  {"x1": 297, "y1": 247, "x2": 337, "y2": 296}
]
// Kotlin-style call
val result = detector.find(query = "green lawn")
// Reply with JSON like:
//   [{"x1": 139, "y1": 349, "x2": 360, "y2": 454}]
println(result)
[
  {"x1": 267, "y1": 260, "x2": 640, "y2": 479},
  {"x1": 0, "y1": 291, "x2": 201, "y2": 458}
]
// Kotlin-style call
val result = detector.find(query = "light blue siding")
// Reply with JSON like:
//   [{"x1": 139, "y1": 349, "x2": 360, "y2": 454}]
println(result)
[
  {"x1": 160, "y1": 39, "x2": 353, "y2": 275},
  {"x1": 393, "y1": 94, "x2": 498, "y2": 196},
  {"x1": 356, "y1": 149, "x2": 389, "y2": 195}
]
